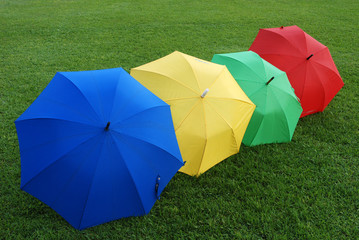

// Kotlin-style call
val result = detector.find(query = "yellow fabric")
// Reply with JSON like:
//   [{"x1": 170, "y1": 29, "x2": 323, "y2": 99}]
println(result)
[{"x1": 131, "y1": 51, "x2": 255, "y2": 176}]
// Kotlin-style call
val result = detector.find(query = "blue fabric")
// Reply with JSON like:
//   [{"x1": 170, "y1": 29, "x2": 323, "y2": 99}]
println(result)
[{"x1": 15, "y1": 68, "x2": 183, "y2": 230}]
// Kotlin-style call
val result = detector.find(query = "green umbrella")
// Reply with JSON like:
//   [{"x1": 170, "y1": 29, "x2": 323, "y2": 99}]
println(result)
[{"x1": 211, "y1": 51, "x2": 303, "y2": 146}]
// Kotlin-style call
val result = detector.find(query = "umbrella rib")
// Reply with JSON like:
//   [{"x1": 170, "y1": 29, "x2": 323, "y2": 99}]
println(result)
[
  {"x1": 17, "y1": 118, "x2": 100, "y2": 153},
  {"x1": 133, "y1": 69, "x2": 199, "y2": 96},
  {"x1": 18, "y1": 96, "x2": 100, "y2": 124},
  {"x1": 218, "y1": 55, "x2": 266, "y2": 83},
  {"x1": 165, "y1": 96, "x2": 199, "y2": 102},
  {"x1": 179, "y1": 53, "x2": 202, "y2": 93},
  {"x1": 92, "y1": 72, "x2": 107, "y2": 121},
  {"x1": 270, "y1": 89, "x2": 291, "y2": 136},
  {"x1": 265, "y1": 29, "x2": 307, "y2": 57},
  {"x1": 310, "y1": 64, "x2": 327, "y2": 111},
  {"x1": 197, "y1": 102, "x2": 208, "y2": 176},
  {"x1": 113, "y1": 130, "x2": 183, "y2": 168},
  {"x1": 109, "y1": 74, "x2": 147, "y2": 122},
  {"x1": 110, "y1": 134, "x2": 151, "y2": 214},
  {"x1": 261, "y1": 53, "x2": 305, "y2": 70},
  {"x1": 207, "y1": 97, "x2": 255, "y2": 107},
  {"x1": 77, "y1": 136, "x2": 107, "y2": 229},
  {"x1": 245, "y1": 85, "x2": 266, "y2": 99},
  {"x1": 205, "y1": 100, "x2": 239, "y2": 149},
  {"x1": 112, "y1": 105, "x2": 169, "y2": 128},
  {"x1": 173, "y1": 100, "x2": 201, "y2": 131},
  {"x1": 207, "y1": 67, "x2": 226, "y2": 90},
  {"x1": 59, "y1": 73, "x2": 103, "y2": 122},
  {"x1": 21, "y1": 133, "x2": 101, "y2": 191}
]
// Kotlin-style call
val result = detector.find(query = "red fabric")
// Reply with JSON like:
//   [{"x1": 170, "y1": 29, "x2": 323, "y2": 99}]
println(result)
[{"x1": 249, "y1": 25, "x2": 344, "y2": 117}]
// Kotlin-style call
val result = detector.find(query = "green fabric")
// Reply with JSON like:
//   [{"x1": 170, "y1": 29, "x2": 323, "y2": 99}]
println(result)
[{"x1": 212, "y1": 51, "x2": 303, "y2": 146}]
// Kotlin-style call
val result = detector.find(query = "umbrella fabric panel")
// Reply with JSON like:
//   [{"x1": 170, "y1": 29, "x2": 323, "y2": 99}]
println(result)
[
  {"x1": 15, "y1": 119, "x2": 101, "y2": 188},
  {"x1": 15, "y1": 72, "x2": 102, "y2": 125},
  {"x1": 111, "y1": 105, "x2": 183, "y2": 195},
  {"x1": 174, "y1": 100, "x2": 207, "y2": 176},
  {"x1": 21, "y1": 132, "x2": 148, "y2": 230},
  {"x1": 60, "y1": 68, "x2": 124, "y2": 122},
  {"x1": 204, "y1": 97, "x2": 256, "y2": 147}
]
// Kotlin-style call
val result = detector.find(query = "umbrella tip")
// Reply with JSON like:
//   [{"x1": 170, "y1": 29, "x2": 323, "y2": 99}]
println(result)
[
  {"x1": 280, "y1": 26, "x2": 284, "y2": 29},
  {"x1": 105, "y1": 122, "x2": 111, "y2": 131},
  {"x1": 201, "y1": 88, "x2": 209, "y2": 98},
  {"x1": 266, "y1": 76, "x2": 275, "y2": 85},
  {"x1": 306, "y1": 54, "x2": 314, "y2": 60}
]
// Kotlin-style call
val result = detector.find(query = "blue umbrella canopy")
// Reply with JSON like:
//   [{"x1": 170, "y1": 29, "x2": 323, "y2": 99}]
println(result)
[{"x1": 15, "y1": 68, "x2": 183, "y2": 230}]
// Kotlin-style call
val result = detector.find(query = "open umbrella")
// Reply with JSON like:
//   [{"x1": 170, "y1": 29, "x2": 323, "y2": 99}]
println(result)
[
  {"x1": 15, "y1": 68, "x2": 183, "y2": 230},
  {"x1": 130, "y1": 51, "x2": 255, "y2": 176},
  {"x1": 212, "y1": 51, "x2": 303, "y2": 146},
  {"x1": 249, "y1": 25, "x2": 344, "y2": 117}
]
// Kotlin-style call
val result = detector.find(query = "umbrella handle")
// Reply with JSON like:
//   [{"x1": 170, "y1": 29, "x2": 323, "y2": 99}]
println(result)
[
  {"x1": 201, "y1": 88, "x2": 209, "y2": 98},
  {"x1": 105, "y1": 122, "x2": 111, "y2": 131},
  {"x1": 306, "y1": 54, "x2": 314, "y2": 60},
  {"x1": 155, "y1": 175, "x2": 161, "y2": 199},
  {"x1": 266, "y1": 77, "x2": 275, "y2": 85}
]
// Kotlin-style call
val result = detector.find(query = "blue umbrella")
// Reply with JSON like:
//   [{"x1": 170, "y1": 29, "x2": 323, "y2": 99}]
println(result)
[{"x1": 15, "y1": 68, "x2": 184, "y2": 230}]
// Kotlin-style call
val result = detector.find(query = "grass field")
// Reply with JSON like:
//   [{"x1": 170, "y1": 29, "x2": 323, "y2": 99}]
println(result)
[{"x1": 1, "y1": 0, "x2": 358, "y2": 239}]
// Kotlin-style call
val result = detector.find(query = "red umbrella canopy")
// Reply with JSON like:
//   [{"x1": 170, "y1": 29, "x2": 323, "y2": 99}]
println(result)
[{"x1": 249, "y1": 25, "x2": 344, "y2": 117}]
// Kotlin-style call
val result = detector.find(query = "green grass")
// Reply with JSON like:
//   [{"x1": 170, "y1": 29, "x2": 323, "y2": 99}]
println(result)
[{"x1": 1, "y1": 0, "x2": 358, "y2": 239}]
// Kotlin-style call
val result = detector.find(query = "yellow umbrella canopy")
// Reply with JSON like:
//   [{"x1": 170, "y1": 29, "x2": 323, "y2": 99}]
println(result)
[{"x1": 131, "y1": 51, "x2": 255, "y2": 176}]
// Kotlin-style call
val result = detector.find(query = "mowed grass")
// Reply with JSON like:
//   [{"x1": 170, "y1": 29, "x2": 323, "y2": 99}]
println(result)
[{"x1": 1, "y1": 0, "x2": 358, "y2": 239}]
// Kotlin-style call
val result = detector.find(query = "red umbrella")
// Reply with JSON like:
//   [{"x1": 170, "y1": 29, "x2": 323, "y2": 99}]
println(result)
[{"x1": 249, "y1": 25, "x2": 344, "y2": 117}]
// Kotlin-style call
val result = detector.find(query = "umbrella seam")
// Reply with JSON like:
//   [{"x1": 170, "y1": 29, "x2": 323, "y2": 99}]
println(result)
[
  {"x1": 77, "y1": 135, "x2": 108, "y2": 229},
  {"x1": 92, "y1": 71, "x2": 107, "y2": 121},
  {"x1": 109, "y1": 70, "x2": 142, "y2": 122},
  {"x1": 216, "y1": 55, "x2": 266, "y2": 83},
  {"x1": 111, "y1": 130, "x2": 183, "y2": 166},
  {"x1": 179, "y1": 53, "x2": 202, "y2": 93},
  {"x1": 310, "y1": 63, "x2": 327, "y2": 112},
  {"x1": 204, "y1": 100, "x2": 239, "y2": 150},
  {"x1": 58, "y1": 73, "x2": 103, "y2": 123},
  {"x1": 270, "y1": 88, "x2": 292, "y2": 138},
  {"x1": 207, "y1": 97, "x2": 255, "y2": 106},
  {"x1": 173, "y1": 99, "x2": 201, "y2": 131},
  {"x1": 131, "y1": 69, "x2": 199, "y2": 97},
  {"x1": 16, "y1": 96, "x2": 100, "y2": 124},
  {"x1": 111, "y1": 105, "x2": 169, "y2": 128},
  {"x1": 242, "y1": 109, "x2": 264, "y2": 146},
  {"x1": 196, "y1": 101, "x2": 208, "y2": 176},
  {"x1": 110, "y1": 134, "x2": 151, "y2": 215},
  {"x1": 207, "y1": 67, "x2": 227, "y2": 90},
  {"x1": 263, "y1": 28, "x2": 306, "y2": 57},
  {"x1": 20, "y1": 133, "x2": 101, "y2": 190},
  {"x1": 165, "y1": 96, "x2": 199, "y2": 102}
]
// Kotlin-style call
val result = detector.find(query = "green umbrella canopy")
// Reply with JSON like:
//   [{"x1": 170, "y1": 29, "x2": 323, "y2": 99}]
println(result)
[{"x1": 211, "y1": 51, "x2": 303, "y2": 146}]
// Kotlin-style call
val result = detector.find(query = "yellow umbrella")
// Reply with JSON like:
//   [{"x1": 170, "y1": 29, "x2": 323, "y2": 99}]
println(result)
[{"x1": 130, "y1": 51, "x2": 255, "y2": 176}]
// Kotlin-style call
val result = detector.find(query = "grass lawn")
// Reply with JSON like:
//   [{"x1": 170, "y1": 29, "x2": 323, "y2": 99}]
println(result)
[{"x1": 1, "y1": 0, "x2": 358, "y2": 239}]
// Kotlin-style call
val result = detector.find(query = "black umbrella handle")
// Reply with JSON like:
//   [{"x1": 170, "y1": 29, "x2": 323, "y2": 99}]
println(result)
[
  {"x1": 266, "y1": 77, "x2": 275, "y2": 85},
  {"x1": 105, "y1": 122, "x2": 111, "y2": 131}
]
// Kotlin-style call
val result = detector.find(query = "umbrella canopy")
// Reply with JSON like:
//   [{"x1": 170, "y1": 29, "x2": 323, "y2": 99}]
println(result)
[
  {"x1": 15, "y1": 68, "x2": 183, "y2": 230},
  {"x1": 130, "y1": 51, "x2": 255, "y2": 176},
  {"x1": 249, "y1": 25, "x2": 344, "y2": 117},
  {"x1": 212, "y1": 51, "x2": 303, "y2": 146}
]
